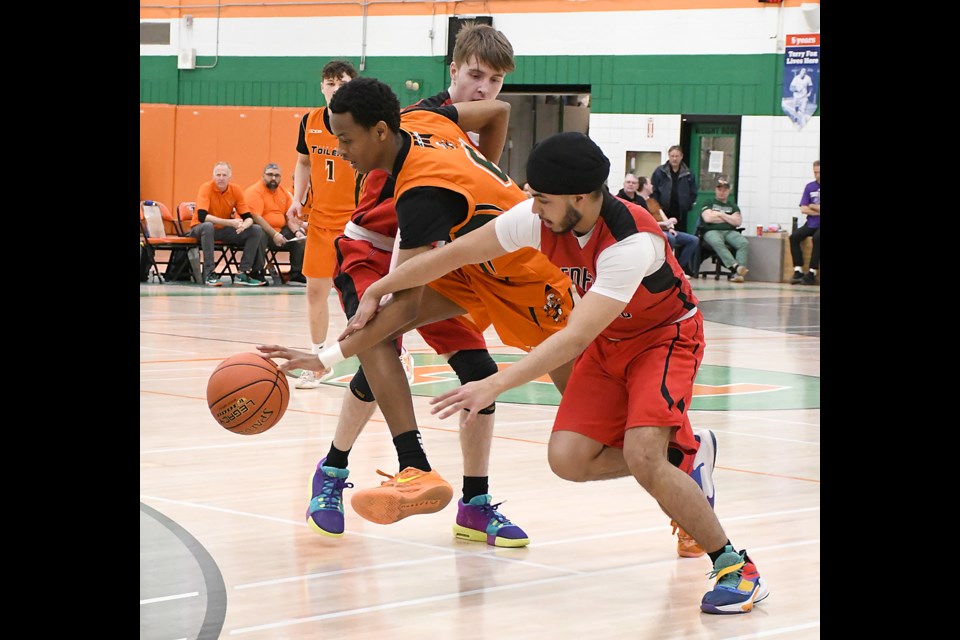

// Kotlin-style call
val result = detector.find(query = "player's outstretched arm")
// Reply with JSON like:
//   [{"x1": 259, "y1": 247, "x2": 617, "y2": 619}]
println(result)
[
  {"x1": 344, "y1": 223, "x2": 507, "y2": 337},
  {"x1": 430, "y1": 291, "x2": 626, "y2": 424},
  {"x1": 256, "y1": 344, "x2": 328, "y2": 377}
]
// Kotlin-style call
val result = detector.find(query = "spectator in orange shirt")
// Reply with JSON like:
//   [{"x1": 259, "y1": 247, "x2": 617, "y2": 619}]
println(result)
[
  {"x1": 191, "y1": 161, "x2": 266, "y2": 286},
  {"x1": 245, "y1": 163, "x2": 307, "y2": 284}
]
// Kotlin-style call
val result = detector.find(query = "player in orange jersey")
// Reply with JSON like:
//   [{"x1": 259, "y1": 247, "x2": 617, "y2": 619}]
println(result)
[
  {"x1": 287, "y1": 60, "x2": 359, "y2": 388},
  {"x1": 258, "y1": 77, "x2": 578, "y2": 534},
  {"x1": 290, "y1": 24, "x2": 540, "y2": 546}
]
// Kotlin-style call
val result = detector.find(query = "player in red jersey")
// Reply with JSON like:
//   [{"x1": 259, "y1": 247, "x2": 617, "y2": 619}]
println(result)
[{"x1": 346, "y1": 132, "x2": 769, "y2": 616}]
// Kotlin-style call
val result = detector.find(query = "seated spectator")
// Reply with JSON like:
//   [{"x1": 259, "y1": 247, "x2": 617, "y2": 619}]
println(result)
[
  {"x1": 615, "y1": 173, "x2": 643, "y2": 205},
  {"x1": 700, "y1": 178, "x2": 749, "y2": 283},
  {"x1": 634, "y1": 176, "x2": 699, "y2": 278},
  {"x1": 245, "y1": 163, "x2": 307, "y2": 284},
  {"x1": 190, "y1": 161, "x2": 266, "y2": 286},
  {"x1": 789, "y1": 160, "x2": 820, "y2": 285}
]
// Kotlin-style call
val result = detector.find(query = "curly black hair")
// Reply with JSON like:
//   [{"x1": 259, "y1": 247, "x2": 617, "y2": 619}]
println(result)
[{"x1": 328, "y1": 77, "x2": 401, "y2": 133}]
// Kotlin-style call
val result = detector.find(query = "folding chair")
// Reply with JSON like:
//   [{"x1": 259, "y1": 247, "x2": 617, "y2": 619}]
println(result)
[
  {"x1": 176, "y1": 202, "x2": 243, "y2": 283},
  {"x1": 139, "y1": 201, "x2": 201, "y2": 283}
]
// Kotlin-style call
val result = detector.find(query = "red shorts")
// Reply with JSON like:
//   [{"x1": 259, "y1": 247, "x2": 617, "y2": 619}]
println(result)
[
  {"x1": 333, "y1": 236, "x2": 486, "y2": 354},
  {"x1": 553, "y1": 312, "x2": 704, "y2": 467},
  {"x1": 429, "y1": 266, "x2": 575, "y2": 352}
]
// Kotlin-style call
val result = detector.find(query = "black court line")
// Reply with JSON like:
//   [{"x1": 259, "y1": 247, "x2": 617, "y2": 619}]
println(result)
[{"x1": 140, "y1": 502, "x2": 226, "y2": 639}]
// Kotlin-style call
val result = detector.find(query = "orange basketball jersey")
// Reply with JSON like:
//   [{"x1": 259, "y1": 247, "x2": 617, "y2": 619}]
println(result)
[
  {"x1": 301, "y1": 107, "x2": 359, "y2": 230},
  {"x1": 394, "y1": 109, "x2": 564, "y2": 289}
]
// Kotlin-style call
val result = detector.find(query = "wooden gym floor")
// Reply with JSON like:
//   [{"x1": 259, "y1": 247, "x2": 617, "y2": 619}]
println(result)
[{"x1": 140, "y1": 278, "x2": 820, "y2": 639}]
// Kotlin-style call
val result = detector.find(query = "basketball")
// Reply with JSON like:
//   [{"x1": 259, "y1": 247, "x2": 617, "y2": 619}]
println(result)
[{"x1": 207, "y1": 352, "x2": 290, "y2": 435}]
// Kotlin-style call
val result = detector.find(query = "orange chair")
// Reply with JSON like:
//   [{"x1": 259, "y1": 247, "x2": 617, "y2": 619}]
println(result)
[
  {"x1": 139, "y1": 201, "x2": 201, "y2": 283},
  {"x1": 176, "y1": 202, "x2": 243, "y2": 283}
]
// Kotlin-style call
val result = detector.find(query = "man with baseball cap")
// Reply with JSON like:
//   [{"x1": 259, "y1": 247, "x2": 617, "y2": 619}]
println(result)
[
  {"x1": 341, "y1": 131, "x2": 768, "y2": 615},
  {"x1": 700, "y1": 177, "x2": 749, "y2": 282}
]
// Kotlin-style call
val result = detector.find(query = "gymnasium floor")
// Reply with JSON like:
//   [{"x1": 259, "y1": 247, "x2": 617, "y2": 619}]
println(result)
[{"x1": 140, "y1": 277, "x2": 820, "y2": 639}]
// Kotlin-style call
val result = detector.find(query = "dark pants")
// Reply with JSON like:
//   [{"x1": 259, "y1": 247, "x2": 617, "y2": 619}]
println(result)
[
  {"x1": 261, "y1": 227, "x2": 306, "y2": 278},
  {"x1": 790, "y1": 224, "x2": 820, "y2": 270},
  {"x1": 190, "y1": 222, "x2": 265, "y2": 279}
]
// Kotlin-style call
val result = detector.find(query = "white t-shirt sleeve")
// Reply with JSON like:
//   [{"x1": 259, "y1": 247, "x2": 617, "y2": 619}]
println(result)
[
  {"x1": 589, "y1": 231, "x2": 664, "y2": 303},
  {"x1": 494, "y1": 198, "x2": 541, "y2": 252}
]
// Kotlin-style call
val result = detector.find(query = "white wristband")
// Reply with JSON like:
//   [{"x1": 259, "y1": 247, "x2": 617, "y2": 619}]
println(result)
[{"x1": 317, "y1": 343, "x2": 346, "y2": 370}]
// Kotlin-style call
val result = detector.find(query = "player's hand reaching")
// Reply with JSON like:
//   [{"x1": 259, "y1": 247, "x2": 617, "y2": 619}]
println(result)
[
  {"x1": 339, "y1": 290, "x2": 382, "y2": 339},
  {"x1": 256, "y1": 344, "x2": 329, "y2": 378},
  {"x1": 430, "y1": 380, "x2": 500, "y2": 426}
]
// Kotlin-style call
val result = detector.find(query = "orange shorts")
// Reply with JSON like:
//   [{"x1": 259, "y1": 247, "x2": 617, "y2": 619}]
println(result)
[
  {"x1": 302, "y1": 224, "x2": 344, "y2": 279},
  {"x1": 429, "y1": 265, "x2": 575, "y2": 352},
  {"x1": 553, "y1": 311, "x2": 704, "y2": 465}
]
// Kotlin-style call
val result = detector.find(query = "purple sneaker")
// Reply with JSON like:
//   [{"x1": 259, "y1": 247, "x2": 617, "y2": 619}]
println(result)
[
  {"x1": 306, "y1": 457, "x2": 353, "y2": 538},
  {"x1": 452, "y1": 494, "x2": 529, "y2": 548}
]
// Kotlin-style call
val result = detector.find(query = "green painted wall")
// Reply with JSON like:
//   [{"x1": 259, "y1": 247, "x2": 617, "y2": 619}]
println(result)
[{"x1": 140, "y1": 53, "x2": 807, "y2": 117}]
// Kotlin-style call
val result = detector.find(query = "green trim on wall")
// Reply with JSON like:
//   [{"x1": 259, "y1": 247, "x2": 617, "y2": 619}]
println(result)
[{"x1": 140, "y1": 54, "x2": 816, "y2": 117}]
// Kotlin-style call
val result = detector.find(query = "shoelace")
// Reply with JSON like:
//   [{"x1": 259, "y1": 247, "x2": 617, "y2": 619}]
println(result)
[
  {"x1": 374, "y1": 469, "x2": 398, "y2": 485},
  {"x1": 707, "y1": 551, "x2": 746, "y2": 586},
  {"x1": 315, "y1": 476, "x2": 354, "y2": 508},
  {"x1": 477, "y1": 499, "x2": 513, "y2": 525}
]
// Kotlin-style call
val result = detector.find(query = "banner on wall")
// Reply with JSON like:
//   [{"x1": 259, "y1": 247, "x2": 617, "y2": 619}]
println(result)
[{"x1": 782, "y1": 33, "x2": 820, "y2": 129}]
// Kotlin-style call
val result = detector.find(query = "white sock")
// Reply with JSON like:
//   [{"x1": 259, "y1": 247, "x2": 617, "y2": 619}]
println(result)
[
  {"x1": 809, "y1": 269, "x2": 817, "y2": 275},
  {"x1": 794, "y1": 267, "x2": 803, "y2": 273}
]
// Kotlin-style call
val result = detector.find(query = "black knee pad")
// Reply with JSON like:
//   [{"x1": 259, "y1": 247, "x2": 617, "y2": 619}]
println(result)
[
  {"x1": 448, "y1": 349, "x2": 498, "y2": 414},
  {"x1": 349, "y1": 366, "x2": 376, "y2": 402}
]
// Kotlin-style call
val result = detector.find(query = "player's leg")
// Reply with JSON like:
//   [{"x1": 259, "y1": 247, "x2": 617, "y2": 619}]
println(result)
[
  {"x1": 298, "y1": 226, "x2": 341, "y2": 388},
  {"x1": 346, "y1": 287, "x2": 468, "y2": 525}
]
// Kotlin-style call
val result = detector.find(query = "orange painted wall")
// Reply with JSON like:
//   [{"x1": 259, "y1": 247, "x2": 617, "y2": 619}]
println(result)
[
  {"x1": 141, "y1": 104, "x2": 310, "y2": 213},
  {"x1": 140, "y1": 105, "x2": 177, "y2": 209}
]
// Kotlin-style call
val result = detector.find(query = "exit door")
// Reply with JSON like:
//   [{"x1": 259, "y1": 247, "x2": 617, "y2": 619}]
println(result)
[{"x1": 684, "y1": 120, "x2": 741, "y2": 233}]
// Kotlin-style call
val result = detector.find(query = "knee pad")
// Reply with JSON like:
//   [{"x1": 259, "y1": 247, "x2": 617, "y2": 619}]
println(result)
[
  {"x1": 349, "y1": 366, "x2": 376, "y2": 403},
  {"x1": 448, "y1": 349, "x2": 498, "y2": 415}
]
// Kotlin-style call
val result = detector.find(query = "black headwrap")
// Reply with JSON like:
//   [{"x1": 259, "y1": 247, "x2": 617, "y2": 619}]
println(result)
[{"x1": 526, "y1": 132, "x2": 610, "y2": 195}]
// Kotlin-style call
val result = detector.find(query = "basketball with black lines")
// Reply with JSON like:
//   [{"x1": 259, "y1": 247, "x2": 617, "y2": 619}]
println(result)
[{"x1": 207, "y1": 352, "x2": 290, "y2": 435}]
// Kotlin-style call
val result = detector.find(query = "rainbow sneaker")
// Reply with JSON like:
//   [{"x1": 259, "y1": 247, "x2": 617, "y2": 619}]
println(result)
[
  {"x1": 700, "y1": 546, "x2": 769, "y2": 614},
  {"x1": 452, "y1": 494, "x2": 529, "y2": 548},
  {"x1": 350, "y1": 467, "x2": 453, "y2": 525},
  {"x1": 306, "y1": 458, "x2": 353, "y2": 537}
]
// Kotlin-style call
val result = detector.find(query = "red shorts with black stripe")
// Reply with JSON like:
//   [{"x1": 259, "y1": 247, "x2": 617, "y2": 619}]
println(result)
[
  {"x1": 333, "y1": 235, "x2": 486, "y2": 354},
  {"x1": 553, "y1": 311, "x2": 704, "y2": 469}
]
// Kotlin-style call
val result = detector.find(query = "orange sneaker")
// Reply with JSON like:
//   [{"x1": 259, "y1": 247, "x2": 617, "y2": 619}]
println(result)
[
  {"x1": 351, "y1": 467, "x2": 453, "y2": 524},
  {"x1": 671, "y1": 520, "x2": 706, "y2": 558}
]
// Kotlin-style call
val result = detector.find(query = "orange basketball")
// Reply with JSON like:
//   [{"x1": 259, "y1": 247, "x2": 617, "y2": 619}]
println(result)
[{"x1": 207, "y1": 352, "x2": 290, "y2": 435}]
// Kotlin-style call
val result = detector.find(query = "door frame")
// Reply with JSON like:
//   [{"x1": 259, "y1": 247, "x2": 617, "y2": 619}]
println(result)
[{"x1": 680, "y1": 115, "x2": 742, "y2": 233}]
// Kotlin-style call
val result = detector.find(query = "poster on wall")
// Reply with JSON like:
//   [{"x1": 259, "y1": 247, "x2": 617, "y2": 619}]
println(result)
[{"x1": 782, "y1": 33, "x2": 820, "y2": 129}]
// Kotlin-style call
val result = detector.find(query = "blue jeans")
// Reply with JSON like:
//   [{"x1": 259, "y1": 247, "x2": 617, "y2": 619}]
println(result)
[{"x1": 666, "y1": 230, "x2": 700, "y2": 274}]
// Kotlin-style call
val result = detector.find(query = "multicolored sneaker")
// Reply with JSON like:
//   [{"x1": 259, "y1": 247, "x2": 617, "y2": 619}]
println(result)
[
  {"x1": 452, "y1": 494, "x2": 530, "y2": 548},
  {"x1": 700, "y1": 546, "x2": 769, "y2": 614},
  {"x1": 671, "y1": 429, "x2": 718, "y2": 558},
  {"x1": 306, "y1": 458, "x2": 353, "y2": 538},
  {"x1": 350, "y1": 467, "x2": 453, "y2": 525}
]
